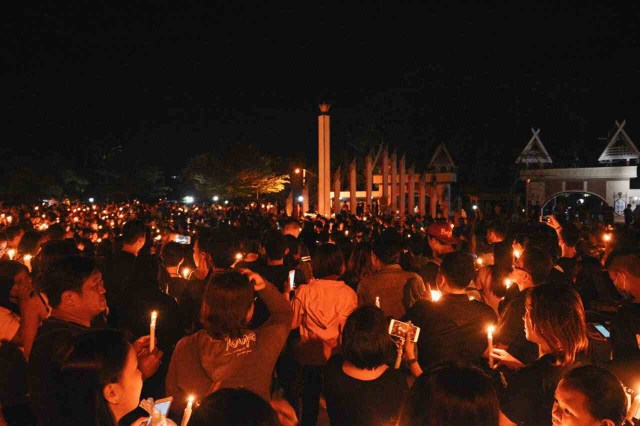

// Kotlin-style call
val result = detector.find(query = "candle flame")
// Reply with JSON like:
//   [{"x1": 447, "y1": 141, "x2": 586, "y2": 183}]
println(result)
[
  {"x1": 7, "y1": 249, "x2": 15, "y2": 260},
  {"x1": 603, "y1": 233, "x2": 612, "y2": 242},
  {"x1": 431, "y1": 290, "x2": 443, "y2": 302},
  {"x1": 477, "y1": 258, "x2": 483, "y2": 265},
  {"x1": 182, "y1": 268, "x2": 191, "y2": 279},
  {"x1": 235, "y1": 252, "x2": 243, "y2": 260},
  {"x1": 23, "y1": 254, "x2": 32, "y2": 261},
  {"x1": 188, "y1": 395, "x2": 195, "y2": 403},
  {"x1": 513, "y1": 249, "x2": 521, "y2": 259},
  {"x1": 151, "y1": 311, "x2": 157, "y2": 321},
  {"x1": 505, "y1": 278, "x2": 512, "y2": 289},
  {"x1": 488, "y1": 325, "x2": 495, "y2": 335}
]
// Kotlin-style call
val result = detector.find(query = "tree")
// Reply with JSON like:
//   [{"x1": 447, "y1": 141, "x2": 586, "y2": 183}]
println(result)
[{"x1": 182, "y1": 144, "x2": 289, "y2": 199}]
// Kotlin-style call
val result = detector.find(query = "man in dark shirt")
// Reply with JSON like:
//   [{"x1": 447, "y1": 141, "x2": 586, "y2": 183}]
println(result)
[
  {"x1": 102, "y1": 220, "x2": 146, "y2": 326},
  {"x1": 554, "y1": 223, "x2": 580, "y2": 282},
  {"x1": 405, "y1": 251, "x2": 496, "y2": 369},
  {"x1": 495, "y1": 247, "x2": 553, "y2": 366},
  {"x1": 159, "y1": 241, "x2": 189, "y2": 301},
  {"x1": 27, "y1": 256, "x2": 162, "y2": 426},
  {"x1": 418, "y1": 222, "x2": 457, "y2": 290}
]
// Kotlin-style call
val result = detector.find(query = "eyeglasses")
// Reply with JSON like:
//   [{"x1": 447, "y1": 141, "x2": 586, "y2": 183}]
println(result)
[{"x1": 514, "y1": 266, "x2": 531, "y2": 275}]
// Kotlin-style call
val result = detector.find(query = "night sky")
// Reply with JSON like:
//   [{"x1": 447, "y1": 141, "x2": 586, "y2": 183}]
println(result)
[{"x1": 3, "y1": 1, "x2": 640, "y2": 187}]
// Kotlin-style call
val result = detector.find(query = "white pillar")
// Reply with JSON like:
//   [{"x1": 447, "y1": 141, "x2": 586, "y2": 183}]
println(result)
[{"x1": 349, "y1": 159, "x2": 357, "y2": 215}]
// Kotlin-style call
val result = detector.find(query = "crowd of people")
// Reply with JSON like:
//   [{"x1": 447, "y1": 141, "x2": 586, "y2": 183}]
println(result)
[{"x1": 0, "y1": 198, "x2": 639, "y2": 426}]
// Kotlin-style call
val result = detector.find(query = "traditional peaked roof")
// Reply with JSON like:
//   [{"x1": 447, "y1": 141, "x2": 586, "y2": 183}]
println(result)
[
  {"x1": 598, "y1": 120, "x2": 640, "y2": 163},
  {"x1": 515, "y1": 128, "x2": 553, "y2": 165},
  {"x1": 428, "y1": 143, "x2": 455, "y2": 169}
]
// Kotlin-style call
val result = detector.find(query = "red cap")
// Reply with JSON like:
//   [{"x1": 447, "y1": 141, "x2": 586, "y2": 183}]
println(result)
[{"x1": 427, "y1": 222, "x2": 458, "y2": 245}]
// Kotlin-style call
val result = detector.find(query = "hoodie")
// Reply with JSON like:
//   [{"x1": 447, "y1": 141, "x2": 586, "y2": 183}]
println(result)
[
  {"x1": 165, "y1": 280, "x2": 292, "y2": 415},
  {"x1": 292, "y1": 278, "x2": 357, "y2": 365}
]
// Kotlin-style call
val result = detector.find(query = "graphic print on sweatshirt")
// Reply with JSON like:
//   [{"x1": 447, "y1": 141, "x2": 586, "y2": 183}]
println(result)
[{"x1": 224, "y1": 331, "x2": 256, "y2": 357}]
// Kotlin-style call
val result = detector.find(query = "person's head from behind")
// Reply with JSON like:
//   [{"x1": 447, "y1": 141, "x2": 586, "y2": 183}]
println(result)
[
  {"x1": 5, "y1": 226, "x2": 24, "y2": 249},
  {"x1": 203, "y1": 228, "x2": 241, "y2": 269},
  {"x1": 161, "y1": 242, "x2": 184, "y2": 269},
  {"x1": 0, "y1": 260, "x2": 31, "y2": 311},
  {"x1": 511, "y1": 247, "x2": 553, "y2": 287},
  {"x1": 437, "y1": 252, "x2": 475, "y2": 293},
  {"x1": 121, "y1": 220, "x2": 146, "y2": 255},
  {"x1": 191, "y1": 388, "x2": 279, "y2": 426},
  {"x1": 486, "y1": 222, "x2": 507, "y2": 244},
  {"x1": 43, "y1": 256, "x2": 105, "y2": 324},
  {"x1": 607, "y1": 250, "x2": 640, "y2": 297},
  {"x1": 346, "y1": 242, "x2": 373, "y2": 281},
  {"x1": 399, "y1": 363, "x2": 499, "y2": 426},
  {"x1": 311, "y1": 243, "x2": 345, "y2": 279},
  {"x1": 263, "y1": 230, "x2": 288, "y2": 262},
  {"x1": 44, "y1": 223, "x2": 66, "y2": 242},
  {"x1": 282, "y1": 218, "x2": 301, "y2": 238},
  {"x1": 57, "y1": 329, "x2": 142, "y2": 425},
  {"x1": 552, "y1": 365, "x2": 627, "y2": 426},
  {"x1": 371, "y1": 229, "x2": 402, "y2": 268},
  {"x1": 524, "y1": 285, "x2": 588, "y2": 366},
  {"x1": 560, "y1": 224, "x2": 581, "y2": 250},
  {"x1": 201, "y1": 271, "x2": 254, "y2": 339},
  {"x1": 341, "y1": 306, "x2": 393, "y2": 370}
]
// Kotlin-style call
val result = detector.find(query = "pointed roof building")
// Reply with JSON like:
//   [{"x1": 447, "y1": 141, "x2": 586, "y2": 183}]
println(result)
[
  {"x1": 428, "y1": 143, "x2": 456, "y2": 171},
  {"x1": 516, "y1": 128, "x2": 553, "y2": 165},
  {"x1": 598, "y1": 120, "x2": 640, "y2": 163}
]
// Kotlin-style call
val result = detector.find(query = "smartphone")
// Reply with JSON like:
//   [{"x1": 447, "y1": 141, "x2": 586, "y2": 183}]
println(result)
[
  {"x1": 593, "y1": 323, "x2": 610, "y2": 339},
  {"x1": 388, "y1": 319, "x2": 421, "y2": 343},
  {"x1": 288, "y1": 270, "x2": 296, "y2": 291},
  {"x1": 173, "y1": 235, "x2": 191, "y2": 245},
  {"x1": 147, "y1": 397, "x2": 173, "y2": 424}
]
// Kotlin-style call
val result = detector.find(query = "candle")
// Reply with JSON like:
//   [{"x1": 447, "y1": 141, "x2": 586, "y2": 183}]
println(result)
[
  {"x1": 180, "y1": 395, "x2": 195, "y2": 426},
  {"x1": 431, "y1": 290, "x2": 442, "y2": 302},
  {"x1": 7, "y1": 249, "x2": 15, "y2": 260},
  {"x1": 182, "y1": 268, "x2": 191, "y2": 279},
  {"x1": 149, "y1": 311, "x2": 157, "y2": 352},
  {"x1": 504, "y1": 278, "x2": 512, "y2": 290},
  {"x1": 375, "y1": 296, "x2": 380, "y2": 308},
  {"x1": 513, "y1": 249, "x2": 521, "y2": 260},
  {"x1": 627, "y1": 388, "x2": 640, "y2": 422},
  {"x1": 23, "y1": 254, "x2": 32, "y2": 272},
  {"x1": 603, "y1": 233, "x2": 612, "y2": 243},
  {"x1": 235, "y1": 252, "x2": 243, "y2": 261},
  {"x1": 476, "y1": 258, "x2": 483, "y2": 266},
  {"x1": 487, "y1": 325, "x2": 495, "y2": 368},
  {"x1": 6, "y1": 216, "x2": 12, "y2": 223}
]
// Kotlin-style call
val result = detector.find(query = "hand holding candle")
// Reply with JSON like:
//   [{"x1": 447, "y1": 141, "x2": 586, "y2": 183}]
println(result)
[
  {"x1": 180, "y1": 395, "x2": 195, "y2": 426},
  {"x1": 487, "y1": 325, "x2": 495, "y2": 368},
  {"x1": 149, "y1": 311, "x2": 157, "y2": 352}
]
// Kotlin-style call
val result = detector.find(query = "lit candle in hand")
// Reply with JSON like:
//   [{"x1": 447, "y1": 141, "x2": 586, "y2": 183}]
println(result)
[
  {"x1": 7, "y1": 249, "x2": 15, "y2": 260},
  {"x1": 487, "y1": 325, "x2": 495, "y2": 368},
  {"x1": 149, "y1": 311, "x2": 157, "y2": 352},
  {"x1": 182, "y1": 267, "x2": 191, "y2": 279},
  {"x1": 23, "y1": 254, "x2": 32, "y2": 272},
  {"x1": 513, "y1": 249, "x2": 521, "y2": 259},
  {"x1": 180, "y1": 395, "x2": 195, "y2": 426},
  {"x1": 504, "y1": 278, "x2": 512, "y2": 290}
]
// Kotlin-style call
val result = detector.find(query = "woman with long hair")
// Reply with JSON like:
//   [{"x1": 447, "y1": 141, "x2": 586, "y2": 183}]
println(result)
[
  {"x1": 53, "y1": 329, "x2": 147, "y2": 426},
  {"x1": 341, "y1": 242, "x2": 373, "y2": 292},
  {"x1": 475, "y1": 240, "x2": 513, "y2": 316},
  {"x1": 493, "y1": 284, "x2": 589, "y2": 426}
]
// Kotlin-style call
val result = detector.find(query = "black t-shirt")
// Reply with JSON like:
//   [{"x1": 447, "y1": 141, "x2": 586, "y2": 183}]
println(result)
[
  {"x1": 404, "y1": 294, "x2": 497, "y2": 369},
  {"x1": 496, "y1": 288, "x2": 539, "y2": 365},
  {"x1": 27, "y1": 318, "x2": 90, "y2": 426},
  {"x1": 323, "y1": 355, "x2": 409, "y2": 426},
  {"x1": 500, "y1": 355, "x2": 577, "y2": 426}
]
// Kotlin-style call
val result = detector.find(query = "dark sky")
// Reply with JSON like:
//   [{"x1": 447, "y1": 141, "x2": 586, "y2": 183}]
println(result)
[{"x1": 3, "y1": 1, "x2": 640, "y2": 185}]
